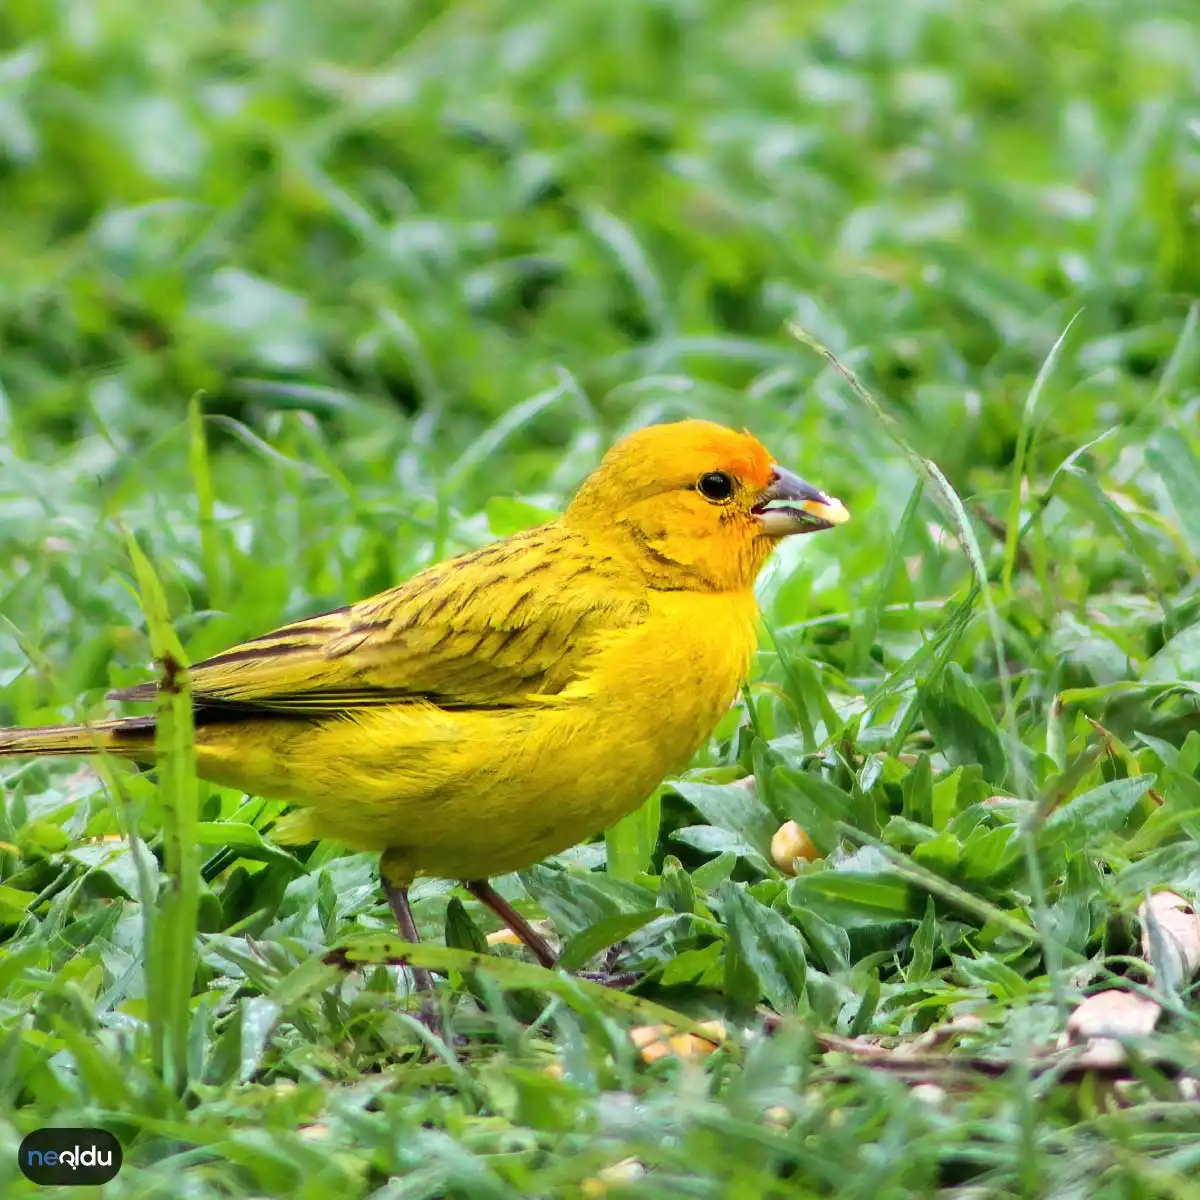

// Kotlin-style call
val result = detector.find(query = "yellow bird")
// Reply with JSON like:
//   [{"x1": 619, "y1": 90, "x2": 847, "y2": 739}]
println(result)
[{"x1": 0, "y1": 420, "x2": 848, "y2": 991}]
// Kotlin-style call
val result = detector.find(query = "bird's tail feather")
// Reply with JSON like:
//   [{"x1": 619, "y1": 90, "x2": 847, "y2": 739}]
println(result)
[{"x1": 0, "y1": 717, "x2": 156, "y2": 759}]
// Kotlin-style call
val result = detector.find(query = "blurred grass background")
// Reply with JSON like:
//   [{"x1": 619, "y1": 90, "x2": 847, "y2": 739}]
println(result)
[{"x1": 2, "y1": 0, "x2": 1200, "y2": 1196}]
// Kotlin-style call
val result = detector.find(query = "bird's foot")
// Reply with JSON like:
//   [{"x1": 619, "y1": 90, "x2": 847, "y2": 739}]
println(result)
[
  {"x1": 397, "y1": 991, "x2": 445, "y2": 1045},
  {"x1": 575, "y1": 970, "x2": 644, "y2": 990},
  {"x1": 572, "y1": 942, "x2": 643, "y2": 989},
  {"x1": 407, "y1": 998, "x2": 474, "y2": 1054}
]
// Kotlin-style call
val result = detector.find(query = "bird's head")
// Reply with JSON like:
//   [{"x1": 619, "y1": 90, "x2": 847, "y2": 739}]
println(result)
[{"x1": 564, "y1": 419, "x2": 849, "y2": 592}]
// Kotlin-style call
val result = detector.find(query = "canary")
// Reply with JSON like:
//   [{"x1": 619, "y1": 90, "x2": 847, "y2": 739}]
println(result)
[{"x1": 0, "y1": 420, "x2": 847, "y2": 988}]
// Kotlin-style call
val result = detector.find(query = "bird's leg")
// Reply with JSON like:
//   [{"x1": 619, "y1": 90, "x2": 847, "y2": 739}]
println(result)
[
  {"x1": 382, "y1": 880, "x2": 447, "y2": 1039},
  {"x1": 465, "y1": 879, "x2": 642, "y2": 988},
  {"x1": 379, "y1": 853, "x2": 444, "y2": 1036},
  {"x1": 464, "y1": 879, "x2": 558, "y2": 969},
  {"x1": 382, "y1": 880, "x2": 437, "y2": 997}
]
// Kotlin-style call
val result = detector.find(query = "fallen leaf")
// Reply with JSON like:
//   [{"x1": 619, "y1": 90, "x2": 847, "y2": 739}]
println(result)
[
  {"x1": 1139, "y1": 891, "x2": 1200, "y2": 993},
  {"x1": 1058, "y1": 990, "x2": 1162, "y2": 1066}
]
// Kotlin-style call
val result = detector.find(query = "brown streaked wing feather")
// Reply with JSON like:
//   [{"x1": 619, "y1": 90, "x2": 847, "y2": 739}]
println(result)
[{"x1": 108, "y1": 526, "x2": 645, "y2": 713}]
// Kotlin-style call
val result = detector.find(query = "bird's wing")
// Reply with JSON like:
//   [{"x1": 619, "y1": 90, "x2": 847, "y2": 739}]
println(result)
[{"x1": 109, "y1": 526, "x2": 646, "y2": 713}]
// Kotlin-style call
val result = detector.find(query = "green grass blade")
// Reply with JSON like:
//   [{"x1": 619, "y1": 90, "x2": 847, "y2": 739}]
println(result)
[
  {"x1": 124, "y1": 530, "x2": 200, "y2": 1094},
  {"x1": 1001, "y1": 312, "x2": 1080, "y2": 597},
  {"x1": 840, "y1": 827, "x2": 1041, "y2": 943},
  {"x1": 324, "y1": 936, "x2": 712, "y2": 1032},
  {"x1": 850, "y1": 479, "x2": 924, "y2": 675},
  {"x1": 188, "y1": 395, "x2": 223, "y2": 611},
  {"x1": 789, "y1": 325, "x2": 1018, "y2": 769},
  {"x1": 605, "y1": 788, "x2": 662, "y2": 881}
]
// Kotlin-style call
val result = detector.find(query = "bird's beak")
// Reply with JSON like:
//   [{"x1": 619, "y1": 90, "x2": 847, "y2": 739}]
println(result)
[{"x1": 752, "y1": 466, "x2": 850, "y2": 537}]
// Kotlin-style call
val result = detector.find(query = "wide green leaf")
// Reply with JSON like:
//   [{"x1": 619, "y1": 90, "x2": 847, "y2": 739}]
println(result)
[
  {"x1": 719, "y1": 882, "x2": 807, "y2": 1013},
  {"x1": 921, "y1": 664, "x2": 1009, "y2": 785}
]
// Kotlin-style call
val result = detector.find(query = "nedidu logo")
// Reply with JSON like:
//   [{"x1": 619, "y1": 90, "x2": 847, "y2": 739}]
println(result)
[{"x1": 18, "y1": 1128, "x2": 122, "y2": 1186}]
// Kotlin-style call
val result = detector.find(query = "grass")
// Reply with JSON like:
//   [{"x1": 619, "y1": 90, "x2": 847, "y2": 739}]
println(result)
[{"x1": 2, "y1": 0, "x2": 1200, "y2": 1194}]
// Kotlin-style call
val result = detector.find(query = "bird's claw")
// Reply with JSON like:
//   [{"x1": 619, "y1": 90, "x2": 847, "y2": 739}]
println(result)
[{"x1": 575, "y1": 970, "x2": 644, "y2": 990}]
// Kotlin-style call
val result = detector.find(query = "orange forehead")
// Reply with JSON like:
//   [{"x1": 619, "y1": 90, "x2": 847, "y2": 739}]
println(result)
[{"x1": 607, "y1": 420, "x2": 776, "y2": 489}]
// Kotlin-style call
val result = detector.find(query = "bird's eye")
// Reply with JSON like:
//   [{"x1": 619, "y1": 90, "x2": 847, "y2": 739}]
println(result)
[{"x1": 697, "y1": 471, "x2": 735, "y2": 502}]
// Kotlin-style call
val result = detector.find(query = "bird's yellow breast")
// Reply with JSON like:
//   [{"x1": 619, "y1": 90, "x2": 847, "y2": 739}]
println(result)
[{"x1": 195, "y1": 589, "x2": 760, "y2": 883}]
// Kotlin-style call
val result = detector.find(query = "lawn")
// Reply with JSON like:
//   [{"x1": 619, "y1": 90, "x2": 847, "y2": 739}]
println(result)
[{"x1": 2, "y1": 0, "x2": 1200, "y2": 1195}]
